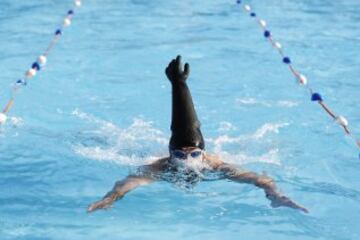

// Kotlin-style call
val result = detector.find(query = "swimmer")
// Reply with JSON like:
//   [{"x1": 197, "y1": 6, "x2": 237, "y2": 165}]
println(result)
[{"x1": 88, "y1": 55, "x2": 309, "y2": 213}]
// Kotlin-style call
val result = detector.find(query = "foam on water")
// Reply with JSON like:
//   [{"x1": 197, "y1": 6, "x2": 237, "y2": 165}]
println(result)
[
  {"x1": 236, "y1": 97, "x2": 299, "y2": 108},
  {"x1": 0, "y1": 116, "x2": 24, "y2": 138},
  {"x1": 9, "y1": 117, "x2": 24, "y2": 127},
  {"x1": 72, "y1": 109, "x2": 286, "y2": 167},
  {"x1": 72, "y1": 109, "x2": 167, "y2": 166}
]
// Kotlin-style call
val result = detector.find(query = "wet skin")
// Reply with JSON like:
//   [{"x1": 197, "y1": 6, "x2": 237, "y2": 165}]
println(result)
[
  {"x1": 87, "y1": 56, "x2": 309, "y2": 214},
  {"x1": 88, "y1": 151, "x2": 308, "y2": 213}
]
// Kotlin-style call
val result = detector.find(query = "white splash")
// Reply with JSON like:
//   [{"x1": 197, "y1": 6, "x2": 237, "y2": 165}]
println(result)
[
  {"x1": 236, "y1": 97, "x2": 265, "y2": 106},
  {"x1": 218, "y1": 121, "x2": 237, "y2": 132},
  {"x1": 277, "y1": 100, "x2": 299, "y2": 108},
  {"x1": 235, "y1": 97, "x2": 299, "y2": 108},
  {"x1": 72, "y1": 109, "x2": 287, "y2": 167},
  {"x1": 219, "y1": 148, "x2": 281, "y2": 165},
  {"x1": 72, "y1": 109, "x2": 167, "y2": 166},
  {"x1": 253, "y1": 122, "x2": 289, "y2": 139},
  {"x1": 10, "y1": 117, "x2": 24, "y2": 127},
  {"x1": 208, "y1": 122, "x2": 289, "y2": 166}
]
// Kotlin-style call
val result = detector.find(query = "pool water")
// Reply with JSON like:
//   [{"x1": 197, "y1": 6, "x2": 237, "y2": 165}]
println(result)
[{"x1": 1, "y1": 0, "x2": 359, "y2": 239}]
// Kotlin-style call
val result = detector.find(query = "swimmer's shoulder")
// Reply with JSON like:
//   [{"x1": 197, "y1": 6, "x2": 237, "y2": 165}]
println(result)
[
  {"x1": 136, "y1": 157, "x2": 170, "y2": 178},
  {"x1": 149, "y1": 157, "x2": 171, "y2": 171},
  {"x1": 203, "y1": 152, "x2": 224, "y2": 169}
]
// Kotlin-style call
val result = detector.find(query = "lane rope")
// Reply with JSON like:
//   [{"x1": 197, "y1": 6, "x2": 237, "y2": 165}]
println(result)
[
  {"x1": 0, "y1": 0, "x2": 82, "y2": 125},
  {"x1": 235, "y1": 0, "x2": 360, "y2": 155}
]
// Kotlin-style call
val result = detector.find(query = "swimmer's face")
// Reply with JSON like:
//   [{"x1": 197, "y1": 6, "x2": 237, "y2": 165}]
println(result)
[
  {"x1": 170, "y1": 147, "x2": 204, "y2": 168},
  {"x1": 171, "y1": 147, "x2": 203, "y2": 160}
]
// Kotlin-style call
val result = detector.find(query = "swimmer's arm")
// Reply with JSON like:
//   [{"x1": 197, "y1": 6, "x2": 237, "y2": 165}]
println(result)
[
  {"x1": 205, "y1": 154, "x2": 308, "y2": 213},
  {"x1": 87, "y1": 175, "x2": 154, "y2": 213},
  {"x1": 87, "y1": 158, "x2": 168, "y2": 213}
]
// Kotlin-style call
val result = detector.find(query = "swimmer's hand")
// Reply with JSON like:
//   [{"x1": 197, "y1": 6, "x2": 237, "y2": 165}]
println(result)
[
  {"x1": 166, "y1": 55, "x2": 190, "y2": 84},
  {"x1": 256, "y1": 175, "x2": 309, "y2": 213},
  {"x1": 87, "y1": 196, "x2": 117, "y2": 213},
  {"x1": 87, "y1": 176, "x2": 154, "y2": 213},
  {"x1": 219, "y1": 165, "x2": 310, "y2": 214},
  {"x1": 266, "y1": 190, "x2": 309, "y2": 213}
]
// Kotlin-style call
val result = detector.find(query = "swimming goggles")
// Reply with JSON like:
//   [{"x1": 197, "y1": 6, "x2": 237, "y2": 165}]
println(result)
[{"x1": 170, "y1": 149, "x2": 203, "y2": 160}]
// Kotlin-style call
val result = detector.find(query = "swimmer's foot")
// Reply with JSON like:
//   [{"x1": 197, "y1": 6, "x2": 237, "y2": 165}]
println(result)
[
  {"x1": 266, "y1": 191, "x2": 309, "y2": 213},
  {"x1": 87, "y1": 197, "x2": 115, "y2": 213}
]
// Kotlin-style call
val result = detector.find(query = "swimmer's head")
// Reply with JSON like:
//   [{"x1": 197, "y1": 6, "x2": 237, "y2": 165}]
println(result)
[
  {"x1": 169, "y1": 128, "x2": 205, "y2": 151},
  {"x1": 169, "y1": 147, "x2": 206, "y2": 170},
  {"x1": 170, "y1": 147, "x2": 203, "y2": 159}
]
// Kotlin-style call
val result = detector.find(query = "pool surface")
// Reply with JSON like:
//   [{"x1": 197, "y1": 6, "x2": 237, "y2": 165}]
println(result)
[{"x1": 0, "y1": 0, "x2": 359, "y2": 239}]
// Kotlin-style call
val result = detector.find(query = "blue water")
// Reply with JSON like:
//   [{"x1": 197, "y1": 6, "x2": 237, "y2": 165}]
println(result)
[{"x1": 1, "y1": 0, "x2": 359, "y2": 239}]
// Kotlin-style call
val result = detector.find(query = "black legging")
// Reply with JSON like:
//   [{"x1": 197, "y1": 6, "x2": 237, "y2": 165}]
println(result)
[{"x1": 169, "y1": 81, "x2": 205, "y2": 150}]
